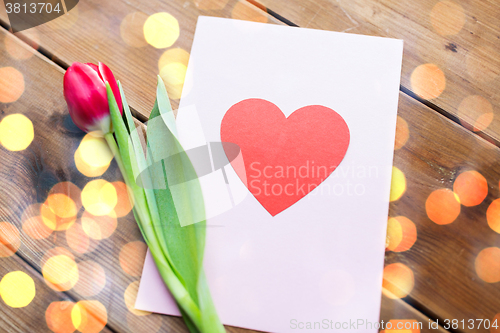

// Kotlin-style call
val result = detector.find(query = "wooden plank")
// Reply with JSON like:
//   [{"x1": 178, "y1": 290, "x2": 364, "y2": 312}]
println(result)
[
  {"x1": 380, "y1": 295, "x2": 448, "y2": 333},
  {"x1": 386, "y1": 91, "x2": 500, "y2": 332},
  {"x1": 3, "y1": 2, "x2": 496, "y2": 329},
  {"x1": 0, "y1": 253, "x2": 114, "y2": 333},
  {"x1": 248, "y1": 0, "x2": 500, "y2": 146},
  {"x1": 0, "y1": 16, "x2": 455, "y2": 333},
  {"x1": 0, "y1": 0, "x2": 282, "y2": 121}
]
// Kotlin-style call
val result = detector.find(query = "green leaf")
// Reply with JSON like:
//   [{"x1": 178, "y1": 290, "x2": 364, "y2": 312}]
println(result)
[
  {"x1": 109, "y1": 80, "x2": 224, "y2": 332},
  {"x1": 146, "y1": 77, "x2": 206, "y2": 303},
  {"x1": 147, "y1": 77, "x2": 224, "y2": 332}
]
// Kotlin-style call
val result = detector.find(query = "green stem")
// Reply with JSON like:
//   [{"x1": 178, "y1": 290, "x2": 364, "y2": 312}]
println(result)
[{"x1": 104, "y1": 132, "x2": 205, "y2": 331}]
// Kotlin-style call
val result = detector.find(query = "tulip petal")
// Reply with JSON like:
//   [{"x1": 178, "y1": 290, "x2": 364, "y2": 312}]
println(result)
[
  {"x1": 98, "y1": 62, "x2": 123, "y2": 114},
  {"x1": 64, "y1": 62, "x2": 109, "y2": 132},
  {"x1": 85, "y1": 63, "x2": 100, "y2": 75}
]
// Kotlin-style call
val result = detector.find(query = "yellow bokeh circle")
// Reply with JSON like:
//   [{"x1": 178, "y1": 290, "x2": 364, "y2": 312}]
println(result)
[
  {"x1": 72, "y1": 300, "x2": 108, "y2": 333},
  {"x1": 81, "y1": 179, "x2": 118, "y2": 216},
  {"x1": 390, "y1": 166, "x2": 406, "y2": 202},
  {"x1": 79, "y1": 135, "x2": 114, "y2": 168},
  {"x1": 158, "y1": 48, "x2": 190, "y2": 100},
  {"x1": 0, "y1": 271, "x2": 36, "y2": 308},
  {"x1": 42, "y1": 255, "x2": 79, "y2": 291},
  {"x1": 75, "y1": 132, "x2": 113, "y2": 177},
  {"x1": 143, "y1": 12, "x2": 180, "y2": 48},
  {"x1": 0, "y1": 114, "x2": 34, "y2": 151}
]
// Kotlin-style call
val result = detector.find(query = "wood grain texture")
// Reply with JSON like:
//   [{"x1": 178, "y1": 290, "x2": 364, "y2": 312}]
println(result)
[
  {"x1": 0, "y1": 254, "x2": 114, "y2": 333},
  {"x1": 252, "y1": 0, "x2": 500, "y2": 146},
  {"x1": 0, "y1": 0, "x2": 281, "y2": 121},
  {"x1": 380, "y1": 295, "x2": 448, "y2": 333},
  {"x1": 0, "y1": 15, "x2": 456, "y2": 333},
  {"x1": 0, "y1": 28, "x2": 160, "y2": 333},
  {"x1": 2, "y1": 0, "x2": 500, "y2": 332},
  {"x1": 388, "y1": 91, "x2": 500, "y2": 332}
]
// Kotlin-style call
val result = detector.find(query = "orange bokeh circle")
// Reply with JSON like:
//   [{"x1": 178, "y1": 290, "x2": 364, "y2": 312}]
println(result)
[
  {"x1": 425, "y1": 188, "x2": 460, "y2": 225},
  {"x1": 382, "y1": 263, "x2": 414, "y2": 299},
  {"x1": 453, "y1": 170, "x2": 488, "y2": 207},
  {"x1": 475, "y1": 247, "x2": 500, "y2": 283}
]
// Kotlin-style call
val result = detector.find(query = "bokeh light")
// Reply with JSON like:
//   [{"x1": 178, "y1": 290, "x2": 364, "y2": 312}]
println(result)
[
  {"x1": 425, "y1": 188, "x2": 460, "y2": 225},
  {"x1": 475, "y1": 247, "x2": 500, "y2": 283},
  {"x1": 453, "y1": 170, "x2": 488, "y2": 207},
  {"x1": 41, "y1": 196, "x2": 77, "y2": 231},
  {"x1": 65, "y1": 222, "x2": 94, "y2": 254},
  {"x1": 382, "y1": 263, "x2": 414, "y2": 299},
  {"x1": 81, "y1": 179, "x2": 118, "y2": 216},
  {"x1": 119, "y1": 241, "x2": 147, "y2": 277},
  {"x1": 72, "y1": 300, "x2": 108, "y2": 333},
  {"x1": 458, "y1": 95, "x2": 494, "y2": 132},
  {"x1": 42, "y1": 248, "x2": 79, "y2": 291},
  {"x1": 410, "y1": 64, "x2": 446, "y2": 100},
  {"x1": 81, "y1": 210, "x2": 117, "y2": 240},
  {"x1": 21, "y1": 204, "x2": 54, "y2": 254},
  {"x1": 73, "y1": 261, "x2": 106, "y2": 297},
  {"x1": 0, "y1": 222, "x2": 21, "y2": 257},
  {"x1": 158, "y1": 48, "x2": 190, "y2": 100},
  {"x1": 120, "y1": 12, "x2": 149, "y2": 48},
  {"x1": 0, "y1": 67, "x2": 25, "y2": 103},
  {"x1": 124, "y1": 281, "x2": 151, "y2": 316},
  {"x1": 74, "y1": 148, "x2": 109, "y2": 178},
  {"x1": 23, "y1": 215, "x2": 53, "y2": 240},
  {"x1": 112, "y1": 181, "x2": 134, "y2": 217},
  {"x1": 4, "y1": 30, "x2": 39, "y2": 60},
  {"x1": 231, "y1": 0, "x2": 268, "y2": 23},
  {"x1": 394, "y1": 116, "x2": 409, "y2": 150},
  {"x1": 0, "y1": 114, "x2": 34, "y2": 151},
  {"x1": 75, "y1": 132, "x2": 113, "y2": 178},
  {"x1": 386, "y1": 218, "x2": 402, "y2": 250},
  {"x1": 0, "y1": 271, "x2": 35, "y2": 308},
  {"x1": 46, "y1": 301, "x2": 75, "y2": 333},
  {"x1": 50, "y1": 182, "x2": 82, "y2": 207},
  {"x1": 430, "y1": 1, "x2": 465, "y2": 36},
  {"x1": 143, "y1": 13, "x2": 180, "y2": 49},
  {"x1": 47, "y1": 194, "x2": 78, "y2": 219},
  {"x1": 487, "y1": 199, "x2": 500, "y2": 234},
  {"x1": 386, "y1": 216, "x2": 417, "y2": 252},
  {"x1": 79, "y1": 133, "x2": 114, "y2": 168},
  {"x1": 390, "y1": 166, "x2": 406, "y2": 202}
]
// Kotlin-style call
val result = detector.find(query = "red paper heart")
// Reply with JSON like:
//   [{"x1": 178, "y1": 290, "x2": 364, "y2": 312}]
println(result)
[{"x1": 221, "y1": 98, "x2": 350, "y2": 216}]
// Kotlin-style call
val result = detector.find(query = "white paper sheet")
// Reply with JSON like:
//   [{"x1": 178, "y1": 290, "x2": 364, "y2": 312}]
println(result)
[{"x1": 136, "y1": 16, "x2": 403, "y2": 333}]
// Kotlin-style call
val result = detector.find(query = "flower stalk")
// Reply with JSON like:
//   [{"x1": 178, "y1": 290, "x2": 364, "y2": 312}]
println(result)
[{"x1": 64, "y1": 62, "x2": 225, "y2": 333}]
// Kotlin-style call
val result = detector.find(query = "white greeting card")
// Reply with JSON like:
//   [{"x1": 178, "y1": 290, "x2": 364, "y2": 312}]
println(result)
[{"x1": 136, "y1": 16, "x2": 403, "y2": 333}]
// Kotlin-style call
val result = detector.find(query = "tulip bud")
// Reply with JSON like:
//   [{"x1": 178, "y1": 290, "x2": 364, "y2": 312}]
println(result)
[{"x1": 63, "y1": 62, "x2": 123, "y2": 134}]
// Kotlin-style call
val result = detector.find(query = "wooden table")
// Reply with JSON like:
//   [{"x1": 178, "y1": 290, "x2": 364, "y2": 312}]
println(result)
[{"x1": 0, "y1": 0, "x2": 498, "y2": 332}]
